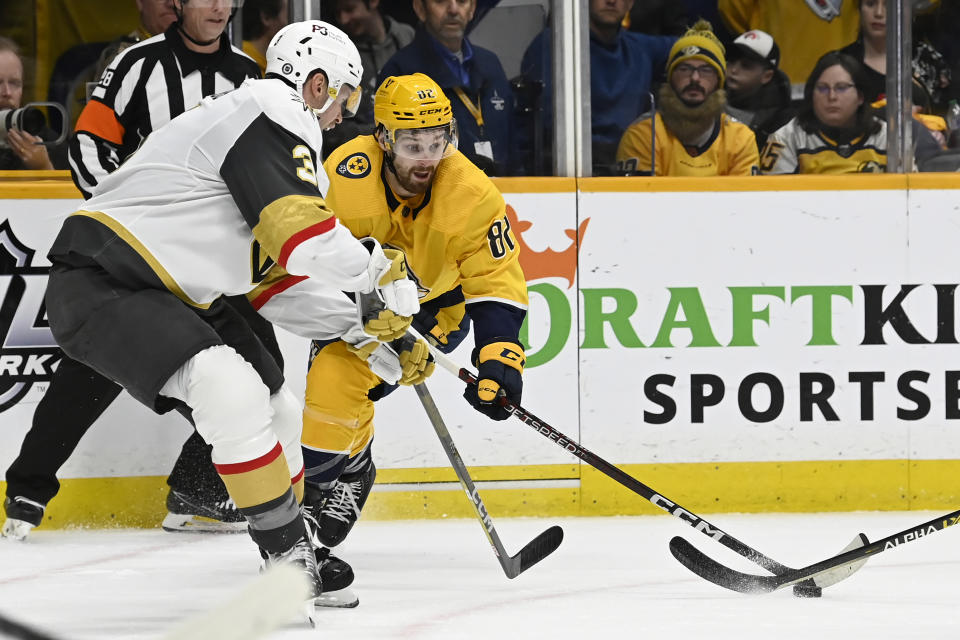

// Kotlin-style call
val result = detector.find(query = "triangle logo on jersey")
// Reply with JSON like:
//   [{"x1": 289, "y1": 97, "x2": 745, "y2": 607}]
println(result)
[
  {"x1": 804, "y1": 0, "x2": 842, "y2": 21},
  {"x1": 250, "y1": 241, "x2": 275, "y2": 284}
]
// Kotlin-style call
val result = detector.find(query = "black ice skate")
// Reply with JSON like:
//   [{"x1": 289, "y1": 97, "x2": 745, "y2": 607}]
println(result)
[
  {"x1": 303, "y1": 507, "x2": 360, "y2": 608},
  {"x1": 162, "y1": 489, "x2": 247, "y2": 533},
  {"x1": 1, "y1": 496, "x2": 45, "y2": 540},
  {"x1": 259, "y1": 534, "x2": 323, "y2": 626},
  {"x1": 306, "y1": 460, "x2": 376, "y2": 548}
]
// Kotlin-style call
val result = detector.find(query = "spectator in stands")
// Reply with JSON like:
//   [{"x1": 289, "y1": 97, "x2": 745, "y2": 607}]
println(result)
[
  {"x1": 323, "y1": 0, "x2": 414, "y2": 155},
  {"x1": 0, "y1": 37, "x2": 67, "y2": 170},
  {"x1": 624, "y1": 0, "x2": 688, "y2": 36},
  {"x1": 4, "y1": 0, "x2": 264, "y2": 543},
  {"x1": 379, "y1": 0, "x2": 514, "y2": 175},
  {"x1": 914, "y1": 0, "x2": 959, "y2": 110},
  {"x1": 718, "y1": 0, "x2": 860, "y2": 92},
  {"x1": 840, "y1": 0, "x2": 951, "y2": 111},
  {"x1": 840, "y1": 0, "x2": 950, "y2": 150},
  {"x1": 242, "y1": 0, "x2": 289, "y2": 73},
  {"x1": 616, "y1": 20, "x2": 759, "y2": 176},
  {"x1": 725, "y1": 29, "x2": 793, "y2": 149},
  {"x1": 521, "y1": 0, "x2": 675, "y2": 173},
  {"x1": 760, "y1": 51, "x2": 938, "y2": 173}
]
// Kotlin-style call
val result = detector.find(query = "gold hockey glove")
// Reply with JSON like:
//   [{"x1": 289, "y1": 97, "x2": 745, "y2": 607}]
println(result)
[{"x1": 391, "y1": 335, "x2": 436, "y2": 386}]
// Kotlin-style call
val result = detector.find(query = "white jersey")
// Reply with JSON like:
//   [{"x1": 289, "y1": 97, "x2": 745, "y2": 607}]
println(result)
[
  {"x1": 760, "y1": 117, "x2": 888, "y2": 174},
  {"x1": 51, "y1": 78, "x2": 369, "y2": 323}
]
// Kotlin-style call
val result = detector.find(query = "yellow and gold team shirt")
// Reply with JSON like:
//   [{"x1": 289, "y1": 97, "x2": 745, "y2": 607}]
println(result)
[
  {"x1": 759, "y1": 118, "x2": 887, "y2": 174},
  {"x1": 616, "y1": 112, "x2": 760, "y2": 177},
  {"x1": 718, "y1": 0, "x2": 859, "y2": 85},
  {"x1": 322, "y1": 135, "x2": 528, "y2": 340}
]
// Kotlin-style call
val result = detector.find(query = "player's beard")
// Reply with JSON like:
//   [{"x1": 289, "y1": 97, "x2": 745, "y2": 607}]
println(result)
[
  {"x1": 393, "y1": 160, "x2": 437, "y2": 195},
  {"x1": 658, "y1": 84, "x2": 727, "y2": 146}
]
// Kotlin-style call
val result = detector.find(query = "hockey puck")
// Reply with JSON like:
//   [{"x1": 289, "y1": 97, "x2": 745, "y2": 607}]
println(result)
[{"x1": 792, "y1": 584, "x2": 822, "y2": 598}]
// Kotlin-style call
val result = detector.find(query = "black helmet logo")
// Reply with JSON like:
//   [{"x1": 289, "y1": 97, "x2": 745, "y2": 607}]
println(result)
[{"x1": 282, "y1": 63, "x2": 294, "y2": 75}]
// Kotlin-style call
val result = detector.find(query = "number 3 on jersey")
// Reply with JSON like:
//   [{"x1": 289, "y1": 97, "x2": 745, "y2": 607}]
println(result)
[
  {"x1": 292, "y1": 145, "x2": 318, "y2": 185},
  {"x1": 487, "y1": 215, "x2": 516, "y2": 259}
]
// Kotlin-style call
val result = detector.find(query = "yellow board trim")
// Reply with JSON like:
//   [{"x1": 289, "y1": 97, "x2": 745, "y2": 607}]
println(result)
[
  {"x1": 580, "y1": 174, "x2": 911, "y2": 193},
  {"x1": 6, "y1": 459, "x2": 960, "y2": 531},
  {"x1": 4, "y1": 174, "x2": 960, "y2": 200},
  {"x1": 907, "y1": 173, "x2": 960, "y2": 190},
  {"x1": 0, "y1": 171, "x2": 82, "y2": 199},
  {"x1": 73, "y1": 210, "x2": 211, "y2": 309},
  {"x1": 377, "y1": 464, "x2": 579, "y2": 484},
  {"x1": 491, "y1": 177, "x2": 577, "y2": 193}
]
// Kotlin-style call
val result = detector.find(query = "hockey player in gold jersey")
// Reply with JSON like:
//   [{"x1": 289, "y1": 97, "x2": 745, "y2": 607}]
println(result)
[
  {"x1": 253, "y1": 73, "x2": 527, "y2": 560},
  {"x1": 615, "y1": 20, "x2": 759, "y2": 177}
]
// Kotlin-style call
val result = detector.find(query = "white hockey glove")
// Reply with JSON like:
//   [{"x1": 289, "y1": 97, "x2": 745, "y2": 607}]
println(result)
[
  {"x1": 344, "y1": 337, "x2": 402, "y2": 385},
  {"x1": 357, "y1": 238, "x2": 419, "y2": 341}
]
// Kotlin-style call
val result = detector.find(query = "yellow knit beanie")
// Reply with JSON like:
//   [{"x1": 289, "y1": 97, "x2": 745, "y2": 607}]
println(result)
[{"x1": 667, "y1": 19, "x2": 726, "y2": 85}]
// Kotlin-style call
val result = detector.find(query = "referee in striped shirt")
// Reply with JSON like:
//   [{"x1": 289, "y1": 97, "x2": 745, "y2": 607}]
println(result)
[
  {"x1": 69, "y1": 0, "x2": 260, "y2": 197},
  {"x1": 3, "y1": 0, "x2": 271, "y2": 538}
]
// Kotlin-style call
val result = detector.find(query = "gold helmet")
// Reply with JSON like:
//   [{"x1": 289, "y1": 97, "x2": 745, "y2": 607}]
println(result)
[{"x1": 374, "y1": 73, "x2": 458, "y2": 161}]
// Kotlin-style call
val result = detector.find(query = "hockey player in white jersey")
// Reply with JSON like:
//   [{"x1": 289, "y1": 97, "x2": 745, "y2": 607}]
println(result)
[{"x1": 43, "y1": 20, "x2": 416, "y2": 616}]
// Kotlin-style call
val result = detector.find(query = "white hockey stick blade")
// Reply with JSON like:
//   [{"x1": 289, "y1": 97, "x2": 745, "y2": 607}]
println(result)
[
  {"x1": 162, "y1": 564, "x2": 311, "y2": 640},
  {"x1": 811, "y1": 533, "x2": 870, "y2": 588}
]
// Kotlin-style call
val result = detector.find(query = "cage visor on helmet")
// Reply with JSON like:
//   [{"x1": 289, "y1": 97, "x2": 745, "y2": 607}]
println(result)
[{"x1": 374, "y1": 73, "x2": 457, "y2": 159}]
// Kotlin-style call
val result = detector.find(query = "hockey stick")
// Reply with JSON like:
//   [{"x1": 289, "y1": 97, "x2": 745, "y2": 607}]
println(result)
[
  {"x1": 419, "y1": 338, "x2": 867, "y2": 590},
  {"x1": 670, "y1": 508, "x2": 960, "y2": 594},
  {"x1": 413, "y1": 381, "x2": 563, "y2": 578},
  {"x1": 0, "y1": 611, "x2": 60, "y2": 640}
]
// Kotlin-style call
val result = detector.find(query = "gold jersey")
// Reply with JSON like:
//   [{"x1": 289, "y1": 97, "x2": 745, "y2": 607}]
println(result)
[
  {"x1": 324, "y1": 135, "x2": 528, "y2": 338},
  {"x1": 718, "y1": 0, "x2": 860, "y2": 86},
  {"x1": 616, "y1": 112, "x2": 760, "y2": 177}
]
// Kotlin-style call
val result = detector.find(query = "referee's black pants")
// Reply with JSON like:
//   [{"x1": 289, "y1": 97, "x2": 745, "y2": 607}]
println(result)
[{"x1": 3, "y1": 296, "x2": 284, "y2": 507}]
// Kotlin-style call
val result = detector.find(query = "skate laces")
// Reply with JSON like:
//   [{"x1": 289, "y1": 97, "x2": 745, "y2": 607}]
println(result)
[
  {"x1": 323, "y1": 478, "x2": 363, "y2": 524},
  {"x1": 265, "y1": 537, "x2": 316, "y2": 574},
  {"x1": 215, "y1": 496, "x2": 239, "y2": 515}
]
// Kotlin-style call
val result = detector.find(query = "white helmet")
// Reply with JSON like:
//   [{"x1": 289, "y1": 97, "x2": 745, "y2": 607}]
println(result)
[{"x1": 266, "y1": 20, "x2": 364, "y2": 116}]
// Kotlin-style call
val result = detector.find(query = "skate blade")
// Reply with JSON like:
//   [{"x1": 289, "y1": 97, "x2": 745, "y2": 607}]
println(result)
[
  {"x1": 1, "y1": 518, "x2": 35, "y2": 541},
  {"x1": 315, "y1": 587, "x2": 359, "y2": 609},
  {"x1": 304, "y1": 600, "x2": 318, "y2": 627},
  {"x1": 161, "y1": 513, "x2": 247, "y2": 534}
]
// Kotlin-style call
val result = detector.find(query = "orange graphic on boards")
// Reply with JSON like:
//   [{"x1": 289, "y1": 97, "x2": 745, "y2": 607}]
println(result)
[{"x1": 505, "y1": 204, "x2": 589, "y2": 289}]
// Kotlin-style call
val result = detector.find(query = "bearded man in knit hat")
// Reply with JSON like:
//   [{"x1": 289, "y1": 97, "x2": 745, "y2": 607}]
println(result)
[{"x1": 615, "y1": 19, "x2": 759, "y2": 176}]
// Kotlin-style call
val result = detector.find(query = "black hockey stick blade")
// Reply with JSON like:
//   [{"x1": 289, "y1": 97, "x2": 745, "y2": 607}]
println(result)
[
  {"x1": 670, "y1": 532, "x2": 872, "y2": 594},
  {"x1": 508, "y1": 525, "x2": 564, "y2": 578},
  {"x1": 670, "y1": 536, "x2": 781, "y2": 594},
  {"x1": 0, "y1": 610, "x2": 62, "y2": 640},
  {"x1": 671, "y1": 507, "x2": 960, "y2": 595}
]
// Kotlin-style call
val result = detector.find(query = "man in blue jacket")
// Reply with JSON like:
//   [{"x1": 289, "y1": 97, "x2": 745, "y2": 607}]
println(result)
[
  {"x1": 378, "y1": 0, "x2": 515, "y2": 175},
  {"x1": 521, "y1": 0, "x2": 675, "y2": 173}
]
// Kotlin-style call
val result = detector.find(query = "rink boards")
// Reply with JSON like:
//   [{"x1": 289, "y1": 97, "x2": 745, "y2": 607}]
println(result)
[{"x1": 2, "y1": 172, "x2": 960, "y2": 528}]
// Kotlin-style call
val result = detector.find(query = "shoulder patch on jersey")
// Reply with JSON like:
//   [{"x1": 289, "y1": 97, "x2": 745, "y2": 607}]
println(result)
[{"x1": 337, "y1": 152, "x2": 371, "y2": 179}]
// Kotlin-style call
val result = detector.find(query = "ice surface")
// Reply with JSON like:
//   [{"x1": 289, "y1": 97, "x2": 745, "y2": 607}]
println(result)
[{"x1": 1, "y1": 511, "x2": 957, "y2": 639}]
